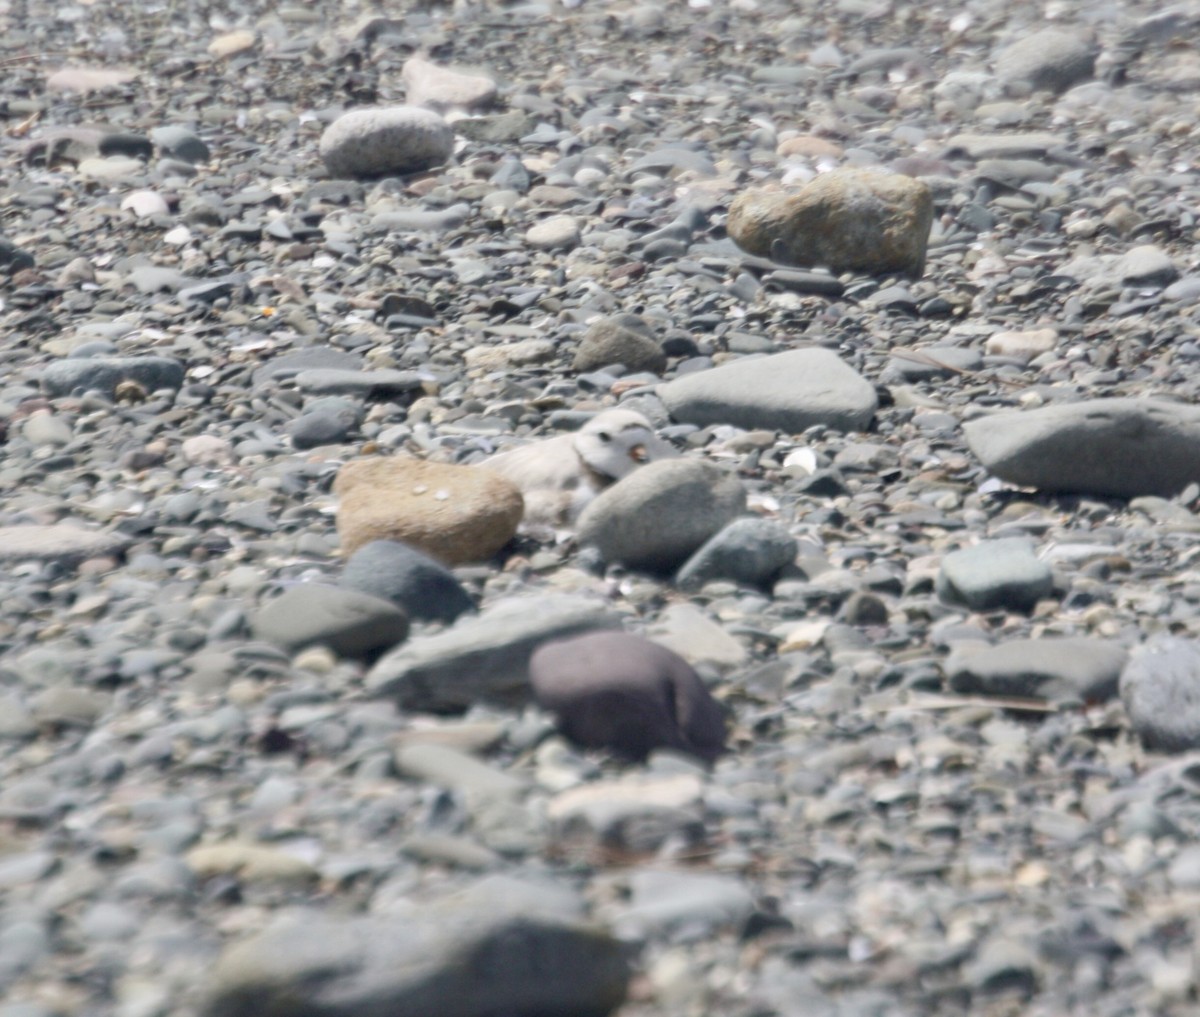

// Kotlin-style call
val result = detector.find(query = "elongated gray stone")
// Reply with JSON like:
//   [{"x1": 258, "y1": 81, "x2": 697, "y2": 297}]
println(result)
[
  {"x1": 964, "y1": 399, "x2": 1200, "y2": 498},
  {"x1": 204, "y1": 876, "x2": 628, "y2": 1017},
  {"x1": 40, "y1": 356, "x2": 184, "y2": 397},
  {"x1": 251, "y1": 584, "x2": 409, "y2": 659},
  {"x1": 367, "y1": 595, "x2": 620, "y2": 712},
  {"x1": 658, "y1": 348, "x2": 876, "y2": 434},
  {"x1": 946, "y1": 638, "x2": 1127, "y2": 704}
]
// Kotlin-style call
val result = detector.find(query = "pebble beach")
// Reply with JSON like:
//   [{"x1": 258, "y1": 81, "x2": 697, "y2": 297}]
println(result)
[{"x1": 3, "y1": 0, "x2": 1200, "y2": 1014}]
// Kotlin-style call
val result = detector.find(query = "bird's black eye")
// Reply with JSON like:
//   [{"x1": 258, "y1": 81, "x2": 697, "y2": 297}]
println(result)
[{"x1": 596, "y1": 431, "x2": 612, "y2": 443}]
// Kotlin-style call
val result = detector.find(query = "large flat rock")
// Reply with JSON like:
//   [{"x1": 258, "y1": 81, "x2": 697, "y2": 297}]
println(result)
[
  {"x1": 964, "y1": 398, "x2": 1200, "y2": 498},
  {"x1": 657, "y1": 348, "x2": 877, "y2": 434}
]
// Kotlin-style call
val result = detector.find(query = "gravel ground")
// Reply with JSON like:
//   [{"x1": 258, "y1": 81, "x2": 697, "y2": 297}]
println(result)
[{"x1": 2, "y1": 0, "x2": 1200, "y2": 1014}]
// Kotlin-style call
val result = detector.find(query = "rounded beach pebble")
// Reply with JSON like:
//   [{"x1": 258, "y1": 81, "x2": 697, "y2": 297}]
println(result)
[{"x1": 319, "y1": 106, "x2": 454, "y2": 179}]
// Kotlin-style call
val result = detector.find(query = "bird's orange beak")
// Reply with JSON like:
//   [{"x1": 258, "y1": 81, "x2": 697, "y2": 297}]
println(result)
[{"x1": 629, "y1": 444, "x2": 648, "y2": 462}]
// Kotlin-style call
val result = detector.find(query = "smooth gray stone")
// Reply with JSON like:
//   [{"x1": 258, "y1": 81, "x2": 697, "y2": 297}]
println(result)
[
  {"x1": 252, "y1": 347, "x2": 364, "y2": 386},
  {"x1": 252, "y1": 584, "x2": 409, "y2": 659},
  {"x1": 675, "y1": 517, "x2": 797, "y2": 591},
  {"x1": 577, "y1": 459, "x2": 747, "y2": 574},
  {"x1": 964, "y1": 398, "x2": 1200, "y2": 498},
  {"x1": 1114, "y1": 244, "x2": 1179, "y2": 287},
  {"x1": 341, "y1": 540, "x2": 475, "y2": 624},
  {"x1": 371, "y1": 203, "x2": 471, "y2": 232},
  {"x1": 994, "y1": 28, "x2": 1096, "y2": 95},
  {"x1": 150, "y1": 125, "x2": 210, "y2": 163},
  {"x1": 937, "y1": 538, "x2": 1053, "y2": 613},
  {"x1": 628, "y1": 147, "x2": 716, "y2": 177},
  {"x1": 367, "y1": 595, "x2": 620, "y2": 712},
  {"x1": 943, "y1": 132, "x2": 1065, "y2": 160},
  {"x1": 293, "y1": 368, "x2": 423, "y2": 397},
  {"x1": 319, "y1": 106, "x2": 454, "y2": 179},
  {"x1": 204, "y1": 876, "x2": 628, "y2": 1017},
  {"x1": 1163, "y1": 276, "x2": 1200, "y2": 304},
  {"x1": 288, "y1": 405, "x2": 359, "y2": 449},
  {"x1": 40, "y1": 356, "x2": 184, "y2": 397},
  {"x1": 126, "y1": 265, "x2": 191, "y2": 293},
  {"x1": 658, "y1": 349, "x2": 877, "y2": 433},
  {"x1": 884, "y1": 345, "x2": 982, "y2": 381},
  {"x1": 1121, "y1": 636, "x2": 1200, "y2": 751},
  {"x1": 0, "y1": 524, "x2": 130, "y2": 566},
  {"x1": 946, "y1": 637, "x2": 1127, "y2": 703},
  {"x1": 612, "y1": 869, "x2": 755, "y2": 941}
]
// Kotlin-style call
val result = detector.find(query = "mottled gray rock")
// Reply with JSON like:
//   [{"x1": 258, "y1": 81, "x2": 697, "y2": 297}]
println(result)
[
  {"x1": 319, "y1": 106, "x2": 454, "y2": 179},
  {"x1": 658, "y1": 349, "x2": 877, "y2": 434},
  {"x1": 342, "y1": 540, "x2": 475, "y2": 624},
  {"x1": 367, "y1": 595, "x2": 620, "y2": 712},
  {"x1": 1121, "y1": 636, "x2": 1200, "y2": 751},
  {"x1": 964, "y1": 399, "x2": 1200, "y2": 498},
  {"x1": 530, "y1": 631, "x2": 727, "y2": 762},
  {"x1": 40, "y1": 356, "x2": 184, "y2": 397},
  {"x1": 577, "y1": 459, "x2": 746, "y2": 573},
  {"x1": 946, "y1": 638, "x2": 1127, "y2": 703},
  {"x1": 727, "y1": 170, "x2": 934, "y2": 278},
  {"x1": 995, "y1": 28, "x2": 1096, "y2": 95},
  {"x1": 573, "y1": 315, "x2": 667, "y2": 375},
  {"x1": 675, "y1": 517, "x2": 797, "y2": 591},
  {"x1": 937, "y1": 539, "x2": 1054, "y2": 613},
  {"x1": 204, "y1": 876, "x2": 628, "y2": 1017},
  {"x1": 251, "y1": 584, "x2": 409, "y2": 659},
  {"x1": 149, "y1": 125, "x2": 209, "y2": 163}
]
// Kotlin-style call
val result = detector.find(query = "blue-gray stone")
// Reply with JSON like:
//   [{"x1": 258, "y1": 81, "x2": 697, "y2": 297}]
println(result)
[
  {"x1": 676, "y1": 517, "x2": 797, "y2": 591},
  {"x1": 937, "y1": 538, "x2": 1053, "y2": 613},
  {"x1": 342, "y1": 540, "x2": 475, "y2": 625}
]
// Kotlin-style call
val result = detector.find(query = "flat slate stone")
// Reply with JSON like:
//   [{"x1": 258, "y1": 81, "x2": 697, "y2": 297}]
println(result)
[
  {"x1": 964, "y1": 398, "x2": 1200, "y2": 498},
  {"x1": 945, "y1": 637, "x2": 1127, "y2": 704},
  {"x1": 658, "y1": 348, "x2": 876, "y2": 434},
  {"x1": 204, "y1": 876, "x2": 628, "y2": 1017},
  {"x1": 366, "y1": 595, "x2": 621, "y2": 712},
  {"x1": 937, "y1": 538, "x2": 1054, "y2": 614},
  {"x1": 251, "y1": 584, "x2": 409, "y2": 659}
]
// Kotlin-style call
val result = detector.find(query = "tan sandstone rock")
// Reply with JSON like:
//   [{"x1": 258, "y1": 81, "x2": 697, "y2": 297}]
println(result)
[{"x1": 335, "y1": 457, "x2": 524, "y2": 565}]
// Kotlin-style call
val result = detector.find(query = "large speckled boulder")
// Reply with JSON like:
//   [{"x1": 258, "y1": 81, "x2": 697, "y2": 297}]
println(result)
[
  {"x1": 335, "y1": 456, "x2": 523, "y2": 565},
  {"x1": 319, "y1": 106, "x2": 454, "y2": 179},
  {"x1": 727, "y1": 169, "x2": 933, "y2": 278}
]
